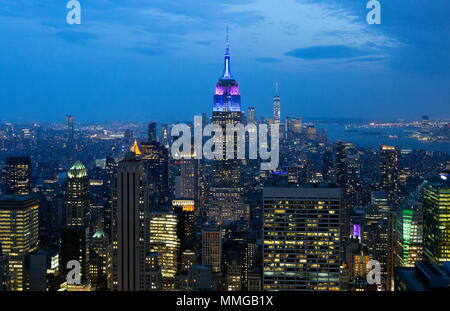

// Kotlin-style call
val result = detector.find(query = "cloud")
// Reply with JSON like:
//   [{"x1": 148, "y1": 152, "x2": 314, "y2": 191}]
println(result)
[
  {"x1": 56, "y1": 30, "x2": 99, "y2": 43},
  {"x1": 285, "y1": 45, "x2": 369, "y2": 60},
  {"x1": 348, "y1": 56, "x2": 388, "y2": 63},
  {"x1": 256, "y1": 57, "x2": 282, "y2": 63}
]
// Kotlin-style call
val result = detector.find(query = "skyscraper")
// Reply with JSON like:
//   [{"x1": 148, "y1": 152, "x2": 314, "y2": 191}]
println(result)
[
  {"x1": 111, "y1": 152, "x2": 149, "y2": 291},
  {"x1": 149, "y1": 210, "x2": 179, "y2": 289},
  {"x1": 202, "y1": 225, "x2": 222, "y2": 273},
  {"x1": 263, "y1": 184, "x2": 341, "y2": 290},
  {"x1": 336, "y1": 141, "x2": 361, "y2": 242},
  {"x1": 0, "y1": 196, "x2": 39, "y2": 291},
  {"x1": 273, "y1": 82, "x2": 280, "y2": 124},
  {"x1": 140, "y1": 139, "x2": 170, "y2": 209},
  {"x1": 208, "y1": 28, "x2": 245, "y2": 223},
  {"x1": 172, "y1": 199, "x2": 196, "y2": 253},
  {"x1": 396, "y1": 203, "x2": 423, "y2": 267},
  {"x1": 60, "y1": 161, "x2": 91, "y2": 286},
  {"x1": 322, "y1": 150, "x2": 335, "y2": 183},
  {"x1": 148, "y1": 122, "x2": 157, "y2": 143},
  {"x1": 361, "y1": 193, "x2": 393, "y2": 290},
  {"x1": 5, "y1": 156, "x2": 32, "y2": 196},
  {"x1": 379, "y1": 145, "x2": 399, "y2": 206},
  {"x1": 66, "y1": 161, "x2": 90, "y2": 227},
  {"x1": 248, "y1": 107, "x2": 256, "y2": 124},
  {"x1": 423, "y1": 175, "x2": 450, "y2": 264}
]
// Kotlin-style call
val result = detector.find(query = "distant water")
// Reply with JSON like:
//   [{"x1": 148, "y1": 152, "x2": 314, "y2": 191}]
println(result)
[{"x1": 320, "y1": 124, "x2": 450, "y2": 153}]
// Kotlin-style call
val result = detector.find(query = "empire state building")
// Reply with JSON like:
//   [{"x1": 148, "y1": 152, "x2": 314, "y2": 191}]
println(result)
[{"x1": 207, "y1": 29, "x2": 245, "y2": 223}]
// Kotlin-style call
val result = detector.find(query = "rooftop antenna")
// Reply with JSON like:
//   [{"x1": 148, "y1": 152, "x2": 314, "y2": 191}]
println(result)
[{"x1": 226, "y1": 24, "x2": 229, "y2": 55}]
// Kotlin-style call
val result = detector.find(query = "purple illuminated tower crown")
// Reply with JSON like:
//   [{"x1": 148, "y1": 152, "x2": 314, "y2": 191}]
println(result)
[{"x1": 213, "y1": 26, "x2": 241, "y2": 112}]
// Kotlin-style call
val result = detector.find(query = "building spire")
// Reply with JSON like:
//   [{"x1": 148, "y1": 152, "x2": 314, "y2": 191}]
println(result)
[
  {"x1": 131, "y1": 139, "x2": 141, "y2": 156},
  {"x1": 275, "y1": 82, "x2": 279, "y2": 96},
  {"x1": 226, "y1": 24, "x2": 229, "y2": 55},
  {"x1": 222, "y1": 25, "x2": 232, "y2": 79}
]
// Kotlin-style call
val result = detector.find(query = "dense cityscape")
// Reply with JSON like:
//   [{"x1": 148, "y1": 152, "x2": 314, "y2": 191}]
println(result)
[{"x1": 0, "y1": 34, "x2": 449, "y2": 293}]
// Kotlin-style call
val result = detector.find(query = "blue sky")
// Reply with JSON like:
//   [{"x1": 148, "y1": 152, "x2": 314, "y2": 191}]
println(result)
[{"x1": 0, "y1": 0, "x2": 449, "y2": 123}]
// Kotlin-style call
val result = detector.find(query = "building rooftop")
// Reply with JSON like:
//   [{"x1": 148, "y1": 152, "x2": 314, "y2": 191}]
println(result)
[
  {"x1": 0, "y1": 195, "x2": 37, "y2": 202},
  {"x1": 395, "y1": 261, "x2": 450, "y2": 291},
  {"x1": 70, "y1": 160, "x2": 86, "y2": 171},
  {"x1": 93, "y1": 228, "x2": 107, "y2": 239},
  {"x1": 265, "y1": 182, "x2": 339, "y2": 189}
]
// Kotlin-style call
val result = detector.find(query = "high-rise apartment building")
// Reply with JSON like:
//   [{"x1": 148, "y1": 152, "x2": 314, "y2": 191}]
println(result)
[{"x1": 263, "y1": 184, "x2": 341, "y2": 290}]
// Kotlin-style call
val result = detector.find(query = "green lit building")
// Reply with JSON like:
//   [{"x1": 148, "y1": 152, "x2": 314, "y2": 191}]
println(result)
[
  {"x1": 423, "y1": 175, "x2": 450, "y2": 264},
  {"x1": 396, "y1": 203, "x2": 423, "y2": 267}
]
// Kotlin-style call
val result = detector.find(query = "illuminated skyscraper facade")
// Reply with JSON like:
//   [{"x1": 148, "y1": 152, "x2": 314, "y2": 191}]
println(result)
[
  {"x1": 396, "y1": 203, "x2": 423, "y2": 267},
  {"x1": 423, "y1": 177, "x2": 450, "y2": 264},
  {"x1": 0, "y1": 196, "x2": 39, "y2": 291},
  {"x1": 263, "y1": 184, "x2": 341, "y2": 291},
  {"x1": 149, "y1": 211, "x2": 179, "y2": 289},
  {"x1": 208, "y1": 29, "x2": 244, "y2": 223}
]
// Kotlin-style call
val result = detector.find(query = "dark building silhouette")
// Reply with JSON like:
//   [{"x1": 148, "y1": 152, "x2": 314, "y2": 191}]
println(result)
[{"x1": 5, "y1": 156, "x2": 32, "y2": 196}]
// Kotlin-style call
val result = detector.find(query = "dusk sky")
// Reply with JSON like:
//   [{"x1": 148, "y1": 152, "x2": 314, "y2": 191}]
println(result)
[{"x1": 0, "y1": 0, "x2": 449, "y2": 123}]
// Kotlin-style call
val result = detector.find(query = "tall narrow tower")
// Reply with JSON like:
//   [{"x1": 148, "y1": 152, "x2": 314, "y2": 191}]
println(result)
[
  {"x1": 273, "y1": 82, "x2": 280, "y2": 124},
  {"x1": 66, "y1": 161, "x2": 90, "y2": 227},
  {"x1": 111, "y1": 152, "x2": 149, "y2": 291},
  {"x1": 209, "y1": 27, "x2": 245, "y2": 223}
]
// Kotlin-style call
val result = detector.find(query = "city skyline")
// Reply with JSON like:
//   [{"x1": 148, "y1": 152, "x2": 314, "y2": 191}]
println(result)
[
  {"x1": 0, "y1": 0, "x2": 449, "y2": 295},
  {"x1": 0, "y1": 1, "x2": 449, "y2": 122}
]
